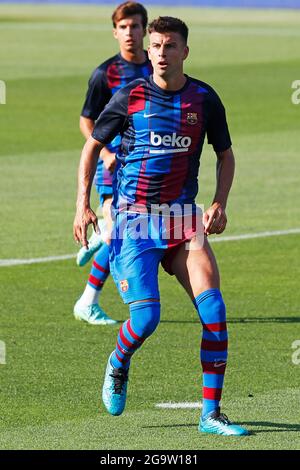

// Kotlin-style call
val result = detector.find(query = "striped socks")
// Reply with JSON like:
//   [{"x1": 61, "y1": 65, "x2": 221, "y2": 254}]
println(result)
[
  {"x1": 78, "y1": 242, "x2": 110, "y2": 307},
  {"x1": 111, "y1": 301, "x2": 160, "y2": 370},
  {"x1": 194, "y1": 288, "x2": 228, "y2": 418}
]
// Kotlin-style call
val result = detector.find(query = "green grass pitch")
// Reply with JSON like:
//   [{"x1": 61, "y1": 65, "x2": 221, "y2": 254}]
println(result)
[{"x1": 0, "y1": 4, "x2": 300, "y2": 450}]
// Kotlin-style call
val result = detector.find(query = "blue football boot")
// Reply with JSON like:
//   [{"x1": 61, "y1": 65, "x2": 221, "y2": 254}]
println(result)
[
  {"x1": 73, "y1": 301, "x2": 117, "y2": 325},
  {"x1": 76, "y1": 219, "x2": 106, "y2": 267},
  {"x1": 102, "y1": 353, "x2": 129, "y2": 416},
  {"x1": 199, "y1": 407, "x2": 249, "y2": 436}
]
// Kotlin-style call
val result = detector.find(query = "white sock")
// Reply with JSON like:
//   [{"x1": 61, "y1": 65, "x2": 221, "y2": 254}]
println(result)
[{"x1": 78, "y1": 284, "x2": 101, "y2": 307}]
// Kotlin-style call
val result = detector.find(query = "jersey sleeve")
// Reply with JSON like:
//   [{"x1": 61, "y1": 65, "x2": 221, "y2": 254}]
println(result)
[
  {"x1": 206, "y1": 91, "x2": 232, "y2": 153},
  {"x1": 91, "y1": 86, "x2": 129, "y2": 145},
  {"x1": 81, "y1": 67, "x2": 112, "y2": 121}
]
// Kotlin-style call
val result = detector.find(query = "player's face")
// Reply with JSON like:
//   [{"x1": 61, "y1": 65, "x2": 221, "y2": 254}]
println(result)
[
  {"x1": 148, "y1": 32, "x2": 189, "y2": 79},
  {"x1": 113, "y1": 15, "x2": 146, "y2": 54}
]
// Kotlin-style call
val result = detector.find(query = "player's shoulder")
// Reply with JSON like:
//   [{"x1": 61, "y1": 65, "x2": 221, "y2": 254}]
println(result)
[
  {"x1": 89, "y1": 53, "x2": 121, "y2": 81},
  {"x1": 117, "y1": 76, "x2": 150, "y2": 97},
  {"x1": 188, "y1": 76, "x2": 220, "y2": 97},
  {"x1": 98, "y1": 53, "x2": 121, "y2": 70}
]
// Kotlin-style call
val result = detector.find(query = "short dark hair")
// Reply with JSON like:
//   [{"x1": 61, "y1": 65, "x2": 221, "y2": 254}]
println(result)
[
  {"x1": 148, "y1": 16, "x2": 189, "y2": 44},
  {"x1": 112, "y1": 2, "x2": 148, "y2": 30}
]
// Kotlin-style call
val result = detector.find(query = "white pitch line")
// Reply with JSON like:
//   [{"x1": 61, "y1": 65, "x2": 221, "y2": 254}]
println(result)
[
  {"x1": 0, "y1": 254, "x2": 76, "y2": 267},
  {"x1": 209, "y1": 227, "x2": 300, "y2": 243},
  {"x1": 0, "y1": 228, "x2": 299, "y2": 267},
  {"x1": 156, "y1": 402, "x2": 202, "y2": 409}
]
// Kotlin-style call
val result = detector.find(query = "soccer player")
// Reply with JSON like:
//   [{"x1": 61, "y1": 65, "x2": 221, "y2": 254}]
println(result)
[
  {"x1": 73, "y1": 17, "x2": 249, "y2": 436},
  {"x1": 74, "y1": 2, "x2": 152, "y2": 325}
]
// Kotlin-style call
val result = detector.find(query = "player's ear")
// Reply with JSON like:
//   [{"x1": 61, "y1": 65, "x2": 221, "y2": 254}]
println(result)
[
  {"x1": 183, "y1": 45, "x2": 189, "y2": 61},
  {"x1": 143, "y1": 28, "x2": 147, "y2": 38},
  {"x1": 113, "y1": 28, "x2": 118, "y2": 40}
]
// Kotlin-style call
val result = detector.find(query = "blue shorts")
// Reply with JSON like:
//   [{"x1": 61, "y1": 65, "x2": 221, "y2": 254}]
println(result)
[
  {"x1": 96, "y1": 184, "x2": 113, "y2": 207},
  {"x1": 109, "y1": 211, "x2": 202, "y2": 304}
]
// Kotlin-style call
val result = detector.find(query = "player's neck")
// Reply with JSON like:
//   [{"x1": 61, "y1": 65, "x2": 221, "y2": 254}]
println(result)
[
  {"x1": 153, "y1": 72, "x2": 187, "y2": 92},
  {"x1": 120, "y1": 48, "x2": 146, "y2": 64}
]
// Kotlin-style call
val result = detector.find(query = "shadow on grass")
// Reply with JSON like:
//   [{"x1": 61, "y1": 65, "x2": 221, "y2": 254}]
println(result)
[
  {"x1": 239, "y1": 421, "x2": 300, "y2": 433},
  {"x1": 160, "y1": 317, "x2": 300, "y2": 324},
  {"x1": 141, "y1": 423, "x2": 197, "y2": 429},
  {"x1": 229, "y1": 317, "x2": 300, "y2": 324},
  {"x1": 142, "y1": 421, "x2": 300, "y2": 434}
]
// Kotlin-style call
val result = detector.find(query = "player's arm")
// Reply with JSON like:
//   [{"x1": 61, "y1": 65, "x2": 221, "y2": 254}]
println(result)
[
  {"x1": 79, "y1": 116, "x2": 94, "y2": 140},
  {"x1": 100, "y1": 146, "x2": 116, "y2": 174},
  {"x1": 203, "y1": 147, "x2": 235, "y2": 235},
  {"x1": 73, "y1": 136, "x2": 104, "y2": 247},
  {"x1": 80, "y1": 116, "x2": 116, "y2": 173},
  {"x1": 203, "y1": 89, "x2": 234, "y2": 236},
  {"x1": 80, "y1": 66, "x2": 116, "y2": 169},
  {"x1": 74, "y1": 83, "x2": 130, "y2": 246}
]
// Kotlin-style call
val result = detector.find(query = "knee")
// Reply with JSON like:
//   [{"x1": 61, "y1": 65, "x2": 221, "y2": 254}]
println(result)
[{"x1": 129, "y1": 301, "x2": 161, "y2": 337}]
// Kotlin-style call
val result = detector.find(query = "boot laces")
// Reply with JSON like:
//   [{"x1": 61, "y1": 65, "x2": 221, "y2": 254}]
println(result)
[
  {"x1": 110, "y1": 368, "x2": 128, "y2": 394},
  {"x1": 215, "y1": 412, "x2": 231, "y2": 425}
]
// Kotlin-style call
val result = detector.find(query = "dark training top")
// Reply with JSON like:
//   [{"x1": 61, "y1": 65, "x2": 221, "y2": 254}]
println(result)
[
  {"x1": 92, "y1": 75, "x2": 232, "y2": 211},
  {"x1": 81, "y1": 52, "x2": 152, "y2": 186}
]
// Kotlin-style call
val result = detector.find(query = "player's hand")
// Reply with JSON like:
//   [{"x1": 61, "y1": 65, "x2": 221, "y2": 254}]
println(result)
[
  {"x1": 73, "y1": 207, "x2": 99, "y2": 248},
  {"x1": 203, "y1": 202, "x2": 227, "y2": 235},
  {"x1": 102, "y1": 152, "x2": 116, "y2": 174}
]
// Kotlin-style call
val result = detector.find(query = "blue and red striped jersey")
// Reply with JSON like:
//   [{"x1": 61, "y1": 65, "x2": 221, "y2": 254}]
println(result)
[
  {"x1": 92, "y1": 75, "x2": 232, "y2": 211},
  {"x1": 81, "y1": 53, "x2": 152, "y2": 186}
]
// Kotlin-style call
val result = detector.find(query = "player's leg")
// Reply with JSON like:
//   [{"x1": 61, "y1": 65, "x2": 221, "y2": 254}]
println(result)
[
  {"x1": 171, "y1": 236, "x2": 248, "y2": 436},
  {"x1": 102, "y1": 298, "x2": 160, "y2": 416},
  {"x1": 73, "y1": 194, "x2": 117, "y2": 325},
  {"x1": 110, "y1": 298, "x2": 160, "y2": 367},
  {"x1": 102, "y1": 213, "x2": 163, "y2": 415}
]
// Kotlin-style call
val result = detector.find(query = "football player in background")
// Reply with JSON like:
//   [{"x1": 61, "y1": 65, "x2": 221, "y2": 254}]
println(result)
[{"x1": 74, "y1": 2, "x2": 152, "y2": 325}]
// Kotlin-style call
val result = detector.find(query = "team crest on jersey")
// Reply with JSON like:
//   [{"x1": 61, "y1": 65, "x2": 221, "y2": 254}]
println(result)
[
  {"x1": 120, "y1": 280, "x2": 129, "y2": 292},
  {"x1": 186, "y1": 112, "x2": 198, "y2": 125}
]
